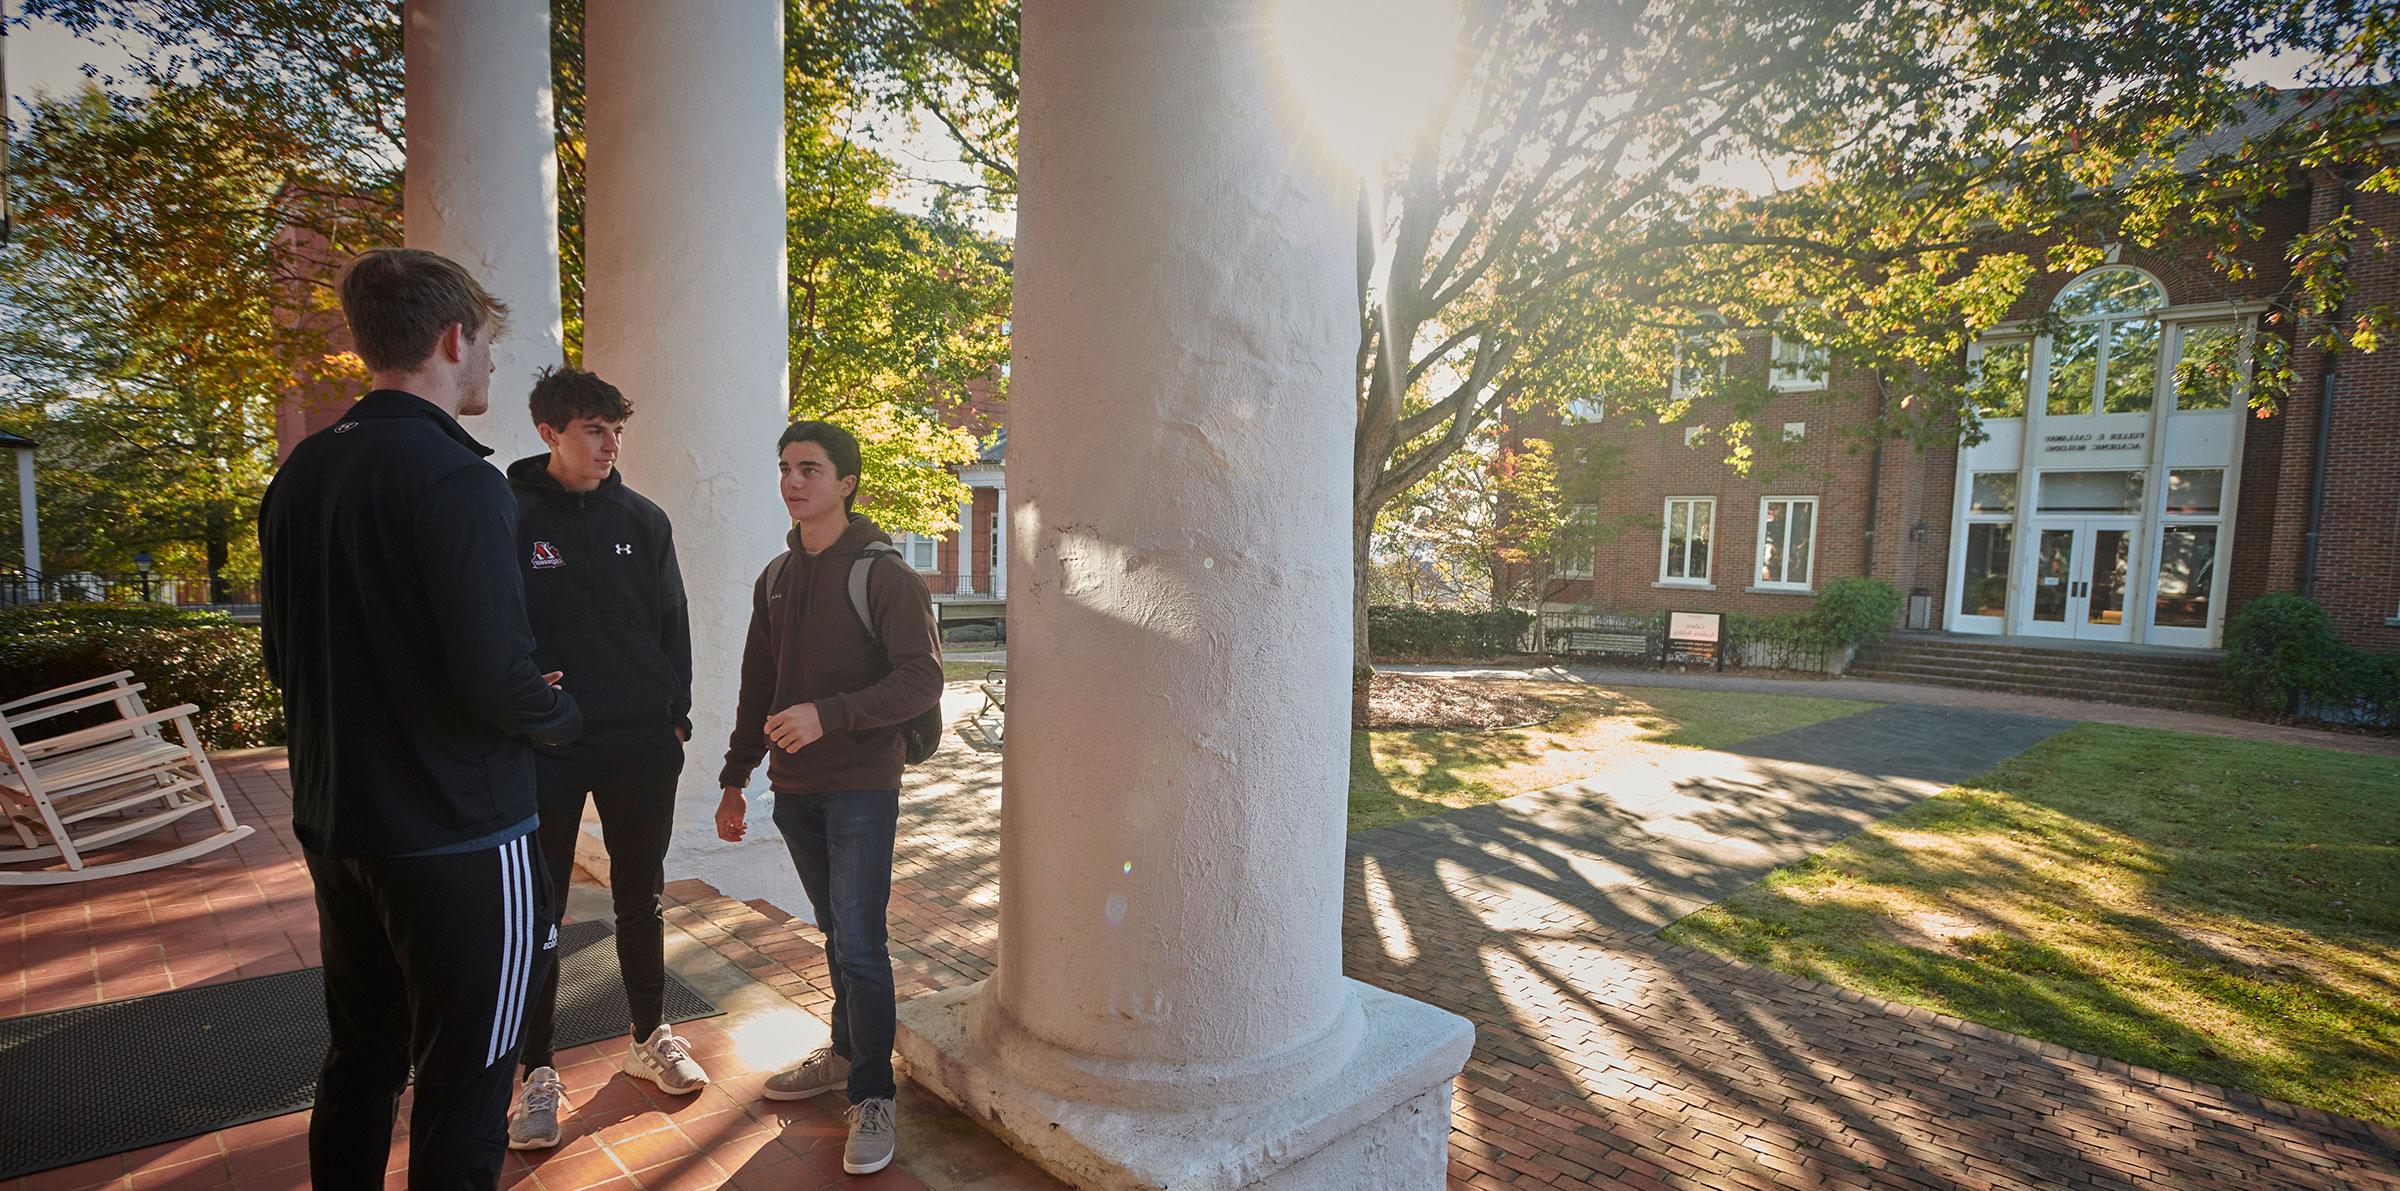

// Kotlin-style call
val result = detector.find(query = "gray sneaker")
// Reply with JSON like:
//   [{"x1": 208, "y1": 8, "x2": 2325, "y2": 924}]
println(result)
[
  {"x1": 762, "y1": 1045, "x2": 850, "y2": 1101},
  {"x1": 844, "y1": 1096, "x2": 897, "y2": 1175},
  {"x1": 506, "y1": 1066, "x2": 565, "y2": 1150}
]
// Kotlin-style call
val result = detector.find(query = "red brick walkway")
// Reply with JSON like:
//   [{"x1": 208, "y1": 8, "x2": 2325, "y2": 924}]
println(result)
[
  {"x1": 11, "y1": 746, "x2": 2400, "y2": 1189},
  {"x1": 3, "y1": 753, "x2": 934, "y2": 1191}
]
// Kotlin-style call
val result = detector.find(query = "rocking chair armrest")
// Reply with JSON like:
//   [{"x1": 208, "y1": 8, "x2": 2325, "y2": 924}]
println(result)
[
  {"x1": 0, "y1": 671, "x2": 138, "y2": 714},
  {"x1": 4, "y1": 684, "x2": 151, "y2": 728},
  {"x1": 20, "y1": 704, "x2": 204, "y2": 757}
]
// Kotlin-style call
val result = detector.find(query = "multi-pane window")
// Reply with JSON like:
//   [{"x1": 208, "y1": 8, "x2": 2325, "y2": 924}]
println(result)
[
  {"x1": 1563, "y1": 393, "x2": 1606, "y2": 424},
  {"x1": 1756, "y1": 497, "x2": 1817, "y2": 590},
  {"x1": 2172, "y1": 321, "x2": 2243, "y2": 411},
  {"x1": 2041, "y1": 268, "x2": 2167, "y2": 416},
  {"x1": 897, "y1": 532, "x2": 939, "y2": 572},
  {"x1": 1970, "y1": 339, "x2": 2030, "y2": 418},
  {"x1": 1554, "y1": 504, "x2": 1597, "y2": 579},
  {"x1": 1659, "y1": 497, "x2": 1714, "y2": 584},
  {"x1": 2156, "y1": 468, "x2": 2225, "y2": 630},
  {"x1": 1671, "y1": 325, "x2": 1727, "y2": 400},
  {"x1": 1769, "y1": 334, "x2": 1830, "y2": 392},
  {"x1": 1960, "y1": 471, "x2": 2017, "y2": 620}
]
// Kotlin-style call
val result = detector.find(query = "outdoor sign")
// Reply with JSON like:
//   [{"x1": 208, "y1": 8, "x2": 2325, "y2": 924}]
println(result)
[{"x1": 1666, "y1": 611, "x2": 1724, "y2": 670}]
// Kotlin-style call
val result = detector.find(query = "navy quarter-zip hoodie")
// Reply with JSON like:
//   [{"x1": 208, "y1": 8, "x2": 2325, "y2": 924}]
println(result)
[
  {"x1": 259, "y1": 389, "x2": 583, "y2": 859},
  {"x1": 506, "y1": 454, "x2": 693, "y2": 771}
]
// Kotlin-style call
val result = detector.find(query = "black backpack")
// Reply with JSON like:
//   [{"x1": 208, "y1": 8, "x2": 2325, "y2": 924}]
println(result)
[{"x1": 766, "y1": 541, "x2": 945, "y2": 765}]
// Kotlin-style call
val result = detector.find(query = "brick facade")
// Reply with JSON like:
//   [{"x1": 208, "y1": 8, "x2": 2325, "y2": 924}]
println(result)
[{"x1": 1514, "y1": 172, "x2": 2399, "y2": 653}]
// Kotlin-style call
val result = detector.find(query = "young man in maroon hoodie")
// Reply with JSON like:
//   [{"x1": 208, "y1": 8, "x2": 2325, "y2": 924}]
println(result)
[{"x1": 714, "y1": 421, "x2": 943, "y2": 1175}]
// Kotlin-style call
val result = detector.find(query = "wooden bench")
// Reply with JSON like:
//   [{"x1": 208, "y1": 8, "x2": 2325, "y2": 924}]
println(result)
[
  {"x1": 1551, "y1": 628, "x2": 1653, "y2": 659},
  {"x1": 973, "y1": 668, "x2": 1006, "y2": 746}
]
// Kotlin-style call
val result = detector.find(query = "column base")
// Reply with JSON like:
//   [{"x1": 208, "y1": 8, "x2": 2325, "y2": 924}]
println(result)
[{"x1": 896, "y1": 978, "x2": 1472, "y2": 1190}]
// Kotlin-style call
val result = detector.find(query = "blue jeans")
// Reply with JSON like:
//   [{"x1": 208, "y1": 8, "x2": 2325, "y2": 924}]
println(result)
[{"x1": 772, "y1": 788, "x2": 899, "y2": 1103}]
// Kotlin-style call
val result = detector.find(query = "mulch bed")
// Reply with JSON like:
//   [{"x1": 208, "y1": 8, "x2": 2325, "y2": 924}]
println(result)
[{"x1": 1365, "y1": 672, "x2": 1558, "y2": 731}]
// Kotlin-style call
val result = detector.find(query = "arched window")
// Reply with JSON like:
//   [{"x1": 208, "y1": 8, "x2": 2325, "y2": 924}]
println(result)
[{"x1": 2043, "y1": 267, "x2": 2167, "y2": 416}]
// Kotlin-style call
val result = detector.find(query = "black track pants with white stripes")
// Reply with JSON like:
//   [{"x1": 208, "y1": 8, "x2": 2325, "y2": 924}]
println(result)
[{"x1": 304, "y1": 834, "x2": 555, "y2": 1189}]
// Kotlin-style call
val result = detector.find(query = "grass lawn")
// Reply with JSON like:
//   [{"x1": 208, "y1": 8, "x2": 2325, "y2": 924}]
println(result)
[
  {"x1": 1661, "y1": 722, "x2": 2400, "y2": 1127},
  {"x1": 1348, "y1": 681, "x2": 1875, "y2": 834},
  {"x1": 942, "y1": 660, "x2": 1001, "y2": 683}
]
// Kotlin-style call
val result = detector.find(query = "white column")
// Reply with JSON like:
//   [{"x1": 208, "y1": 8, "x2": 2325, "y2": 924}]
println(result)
[
  {"x1": 992, "y1": 485, "x2": 1007, "y2": 599},
  {"x1": 581, "y1": 1, "x2": 789, "y2": 822},
  {"x1": 402, "y1": 0, "x2": 564, "y2": 464},
  {"x1": 15, "y1": 449, "x2": 38, "y2": 575},
  {"x1": 894, "y1": 1, "x2": 1470, "y2": 1185},
  {"x1": 955, "y1": 495, "x2": 977, "y2": 594}
]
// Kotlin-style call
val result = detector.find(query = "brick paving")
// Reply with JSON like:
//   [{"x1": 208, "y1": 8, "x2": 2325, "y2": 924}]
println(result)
[{"x1": 11, "y1": 702, "x2": 2400, "y2": 1189}]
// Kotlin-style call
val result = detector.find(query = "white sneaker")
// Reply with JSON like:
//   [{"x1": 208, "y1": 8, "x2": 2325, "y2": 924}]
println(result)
[
  {"x1": 624, "y1": 1024, "x2": 710, "y2": 1094},
  {"x1": 507, "y1": 1066, "x2": 565, "y2": 1150}
]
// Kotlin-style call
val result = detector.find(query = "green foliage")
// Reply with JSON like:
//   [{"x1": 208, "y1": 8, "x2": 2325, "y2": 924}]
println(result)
[
  {"x1": 0, "y1": 605, "x2": 283, "y2": 749},
  {"x1": 0, "y1": 86, "x2": 339, "y2": 577},
  {"x1": 2224, "y1": 593, "x2": 2400, "y2": 725},
  {"x1": 17, "y1": 0, "x2": 1020, "y2": 556},
  {"x1": 1811, "y1": 577, "x2": 1905, "y2": 649},
  {"x1": 1366, "y1": 605, "x2": 1533, "y2": 660}
]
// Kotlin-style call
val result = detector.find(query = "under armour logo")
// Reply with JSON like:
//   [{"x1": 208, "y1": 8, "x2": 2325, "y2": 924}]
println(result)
[{"x1": 615, "y1": 544, "x2": 633, "y2": 556}]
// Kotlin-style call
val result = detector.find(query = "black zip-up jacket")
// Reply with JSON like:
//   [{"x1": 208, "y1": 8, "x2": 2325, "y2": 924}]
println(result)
[
  {"x1": 259, "y1": 390, "x2": 582, "y2": 859},
  {"x1": 506, "y1": 454, "x2": 692, "y2": 772}
]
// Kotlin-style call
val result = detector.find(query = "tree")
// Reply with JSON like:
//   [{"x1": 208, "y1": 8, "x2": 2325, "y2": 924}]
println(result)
[
  {"x1": 0, "y1": 87, "x2": 349, "y2": 587},
  {"x1": 1345, "y1": 0, "x2": 2397, "y2": 678},
  {"x1": 17, "y1": 0, "x2": 1021, "y2": 544}
]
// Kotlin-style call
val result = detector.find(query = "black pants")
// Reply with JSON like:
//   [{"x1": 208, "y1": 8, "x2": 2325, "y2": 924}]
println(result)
[
  {"x1": 519, "y1": 762, "x2": 679, "y2": 1073},
  {"x1": 305, "y1": 835, "x2": 554, "y2": 1189}
]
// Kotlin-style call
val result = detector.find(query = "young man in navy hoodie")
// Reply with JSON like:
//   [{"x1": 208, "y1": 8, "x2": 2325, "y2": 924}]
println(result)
[
  {"x1": 259, "y1": 248, "x2": 582, "y2": 1184},
  {"x1": 500, "y1": 368, "x2": 704, "y2": 1150},
  {"x1": 714, "y1": 421, "x2": 943, "y2": 1175}
]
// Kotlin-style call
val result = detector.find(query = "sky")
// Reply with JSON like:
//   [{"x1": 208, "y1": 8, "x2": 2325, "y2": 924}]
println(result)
[{"x1": 6, "y1": 14, "x2": 139, "y2": 104}]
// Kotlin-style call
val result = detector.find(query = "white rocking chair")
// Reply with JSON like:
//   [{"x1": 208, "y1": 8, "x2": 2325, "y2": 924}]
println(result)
[{"x1": 0, "y1": 671, "x2": 254, "y2": 885}]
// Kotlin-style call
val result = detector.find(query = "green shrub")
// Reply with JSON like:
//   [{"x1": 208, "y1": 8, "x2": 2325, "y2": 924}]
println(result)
[
  {"x1": 1368, "y1": 605, "x2": 1535, "y2": 660},
  {"x1": 943, "y1": 623, "x2": 1000, "y2": 645},
  {"x1": 1810, "y1": 577, "x2": 1903, "y2": 649},
  {"x1": 2224, "y1": 593, "x2": 2398, "y2": 725},
  {"x1": 0, "y1": 605, "x2": 283, "y2": 749}
]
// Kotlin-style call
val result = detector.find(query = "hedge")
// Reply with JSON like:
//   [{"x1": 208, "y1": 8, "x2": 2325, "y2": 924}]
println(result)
[
  {"x1": 0, "y1": 605, "x2": 284, "y2": 749},
  {"x1": 1367, "y1": 605, "x2": 1535, "y2": 660},
  {"x1": 2223, "y1": 593, "x2": 2399, "y2": 727}
]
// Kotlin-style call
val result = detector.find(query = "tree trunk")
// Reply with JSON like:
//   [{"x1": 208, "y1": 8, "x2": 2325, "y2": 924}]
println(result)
[
  {"x1": 1351, "y1": 503, "x2": 1375, "y2": 727},
  {"x1": 205, "y1": 508, "x2": 231, "y2": 605}
]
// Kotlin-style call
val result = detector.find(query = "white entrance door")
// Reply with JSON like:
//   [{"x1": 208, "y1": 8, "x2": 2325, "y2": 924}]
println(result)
[{"x1": 2021, "y1": 518, "x2": 2138, "y2": 642}]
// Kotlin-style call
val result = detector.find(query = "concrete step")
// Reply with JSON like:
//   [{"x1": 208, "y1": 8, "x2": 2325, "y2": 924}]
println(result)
[
  {"x1": 1859, "y1": 641, "x2": 2222, "y2": 678},
  {"x1": 1845, "y1": 669, "x2": 2238, "y2": 713},
  {"x1": 1849, "y1": 655, "x2": 2232, "y2": 695}
]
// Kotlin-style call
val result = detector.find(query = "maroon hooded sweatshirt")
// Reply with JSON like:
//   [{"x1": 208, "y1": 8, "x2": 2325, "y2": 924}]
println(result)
[{"x1": 718, "y1": 514, "x2": 944, "y2": 794}]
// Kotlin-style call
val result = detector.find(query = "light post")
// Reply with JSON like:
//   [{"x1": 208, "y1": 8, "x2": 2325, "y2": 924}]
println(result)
[{"x1": 134, "y1": 551, "x2": 154, "y2": 604}]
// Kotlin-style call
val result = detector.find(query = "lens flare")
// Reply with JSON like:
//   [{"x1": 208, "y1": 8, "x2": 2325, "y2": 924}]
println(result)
[{"x1": 1269, "y1": 0, "x2": 1460, "y2": 175}]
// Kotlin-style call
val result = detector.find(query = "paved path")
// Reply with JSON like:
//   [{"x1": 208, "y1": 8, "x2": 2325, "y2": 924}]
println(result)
[
  {"x1": 1391, "y1": 662, "x2": 2400, "y2": 757},
  {"x1": 1350, "y1": 704, "x2": 2069, "y2": 934}
]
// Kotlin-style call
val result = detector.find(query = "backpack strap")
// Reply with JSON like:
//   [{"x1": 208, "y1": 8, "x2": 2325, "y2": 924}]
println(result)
[
  {"x1": 848, "y1": 542, "x2": 904, "y2": 646},
  {"x1": 763, "y1": 550, "x2": 792, "y2": 649}
]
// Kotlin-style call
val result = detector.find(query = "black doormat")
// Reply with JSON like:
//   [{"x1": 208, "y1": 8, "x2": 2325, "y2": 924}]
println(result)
[{"x1": 0, "y1": 918, "x2": 721, "y2": 1177}]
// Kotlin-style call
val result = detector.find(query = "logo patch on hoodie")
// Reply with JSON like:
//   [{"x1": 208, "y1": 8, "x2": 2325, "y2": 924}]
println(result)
[{"x1": 530, "y1": 541, "x2": 565, "y2": 570}]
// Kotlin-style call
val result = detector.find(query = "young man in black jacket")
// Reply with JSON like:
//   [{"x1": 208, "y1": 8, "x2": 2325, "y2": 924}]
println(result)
[
  {"x1": 500, "y1": 367, "x2": 704, "y2": 1150},
  {"x1": 259, "y1": 248, "x2": 582, "y2": 1185}
]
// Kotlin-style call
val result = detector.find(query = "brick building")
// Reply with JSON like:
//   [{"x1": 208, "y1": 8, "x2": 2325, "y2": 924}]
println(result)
[{"x1": 1519, "y1": 166, "x2": 2399, "y2": 656}]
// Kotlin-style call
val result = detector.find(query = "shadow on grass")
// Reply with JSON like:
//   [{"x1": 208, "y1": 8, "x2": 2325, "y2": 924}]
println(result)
[{"x1": 1664, "y1": 723, "x2": 2400, "y2": 1128}]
